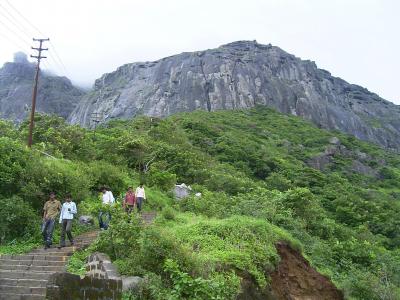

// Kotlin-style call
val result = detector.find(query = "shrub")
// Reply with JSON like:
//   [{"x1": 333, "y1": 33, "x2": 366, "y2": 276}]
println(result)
[
  {"x1": 84, "y1": 161, "x2": 129, "y2": 194},
  {"x1": 161, "y1": 206, "x2": 177, "y2": 221},
  {"x1": 147, "y1": 169, "x2": 177, "y2": 192},
  {"x1": 0, "y1": 196, "x2": 40, "y2": 243},
  {"x1": 20, "y1": 159, "x2": 91, "y2": 210}
]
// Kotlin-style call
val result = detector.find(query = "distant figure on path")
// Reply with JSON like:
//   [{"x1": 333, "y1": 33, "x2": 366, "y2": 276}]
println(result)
[
  {"x1": 123, "y1": 187, "x2": 136, "y2": 214},
  {"x1": 42, "y1": 192, "x2": 62, "y2": 249},
  {"x1": 58, "y1": 193, "x2": 77, "y2": 249},
  {"x1": 99, "y1": 187, "x2": 115, "y2": 230},
  {"x1": 135, "y1": 183, "x2": 146, "y2": 212}
]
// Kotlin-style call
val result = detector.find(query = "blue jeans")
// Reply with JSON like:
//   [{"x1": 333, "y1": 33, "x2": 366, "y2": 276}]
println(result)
[
  {"x1": 42, "y1": 219, "x2": 55, "y2": 246},
  {"x1": 136, "y1": 197, "x2": 144, "y2": 212},
  {"x1": 98, "y1": 211, "x2": 111, "y2": 229}
]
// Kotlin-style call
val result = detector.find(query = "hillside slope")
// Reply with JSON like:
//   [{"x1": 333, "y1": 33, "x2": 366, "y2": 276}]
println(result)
[
  {"x1": 69, "y1": 40, "x2": 400, "y2": 149},
  {"x1": 1, "y1": 107, "x2": 399, "y2": 299},
  {"x1": 0, "y1": 53, "x2": 84, "y2": 122}
]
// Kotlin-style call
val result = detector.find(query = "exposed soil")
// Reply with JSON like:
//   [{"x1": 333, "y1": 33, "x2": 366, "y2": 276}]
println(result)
[
  {"x1": 269, "y1": 242, "x2": 344, "y2": 300},
  {"x1": 236, "y1": 242, "x2": 343, "y2": 300}
]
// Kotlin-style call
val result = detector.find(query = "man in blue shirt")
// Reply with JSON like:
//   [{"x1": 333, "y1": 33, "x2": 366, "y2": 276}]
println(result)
[{"x1": 58, "y1": 193, "x2": 77, "y2": 249}]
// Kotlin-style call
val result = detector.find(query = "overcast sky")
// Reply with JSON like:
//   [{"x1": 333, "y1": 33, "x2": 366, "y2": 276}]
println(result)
[{"x1": 0, "y1": 0, "x2": 399, "y2": 104}]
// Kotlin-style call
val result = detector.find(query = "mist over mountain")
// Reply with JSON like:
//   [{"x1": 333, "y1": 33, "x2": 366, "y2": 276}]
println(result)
[
  {"x1": 69, "y1": 41, "x2": 400, "y2": 150},
  {"x1": 0, "y1": 52, "x2": 84, "y2": 122}
]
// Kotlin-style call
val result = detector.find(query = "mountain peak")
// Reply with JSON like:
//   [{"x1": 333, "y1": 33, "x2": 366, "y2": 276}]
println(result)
[
  {"x1": 69, "y1": 41, "x2": 400, "y2": 149},
  {"x1": 13, "y1": 52, "x2": 29, "y2": 64}
]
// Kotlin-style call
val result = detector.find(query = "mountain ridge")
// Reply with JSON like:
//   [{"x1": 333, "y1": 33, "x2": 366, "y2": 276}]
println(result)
[
  {"x1": 68, "y1": 40, "x2": 400, "y2": 149},
  {"x1": 1, "y1": 43, "x2": 399, "y2": 150},
  {"x1": 0, "y1": 52, "x2": 84, "y2": 122}
]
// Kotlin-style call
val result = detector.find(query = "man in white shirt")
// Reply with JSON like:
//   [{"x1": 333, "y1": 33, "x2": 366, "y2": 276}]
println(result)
[
  {"x1": 58, "y1": 194, "x2": 77, "y2": 248},
  {"x1": 99, "y1": 187, "x2": 114, "y2": 229},
  {"x1": 104, "y1": 189, "x2": 115, "y2": 204},
  {"x1": 135, "y1": 183, "x2": 146, "y2": 212}
]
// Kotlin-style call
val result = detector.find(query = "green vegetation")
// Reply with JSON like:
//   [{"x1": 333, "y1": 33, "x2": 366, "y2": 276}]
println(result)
[{"x1": 0, "y1": 107, "x2": 399, "y2": 299}]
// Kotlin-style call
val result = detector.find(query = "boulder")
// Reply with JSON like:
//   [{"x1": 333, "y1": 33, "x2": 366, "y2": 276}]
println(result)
[
  {"x1": 307, "y1": 154, "x2": 332, "y2": 171},
  {"x1": 79, "y1": 215, "x2": 94, "y2": 225},
  {"x1": 121, "y1": 276, "x2": 144, "y2": 292},
  {"x1": 174, "y1": 183, "x2": 192, "y2": 199},
  {"x1": 351, "y1": 160, "x2": 378, "y2": 177},
  {"x1": 329, "y1": 137, "x2": 341, "y2": 145}
]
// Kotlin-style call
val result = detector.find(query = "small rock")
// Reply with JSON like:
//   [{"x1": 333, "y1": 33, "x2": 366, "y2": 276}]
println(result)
[
  {"x1": 195, "y1": 192, "x2": 202, "y2": 197},
  {"x1": 329, "y1": 137, "x2": 340, "y2": 145},
  {"x1": 79, "y1": 215, "x2": 94, "y2": 225},
  {"x1": 307, "y1": 154, "x2": 332, "y2": 171},
  {"x1": 122, "y1": 276, "x2": 144, "y2": 292},
  {"x1": 324, "y1": 145, "x2": 338, "y2": 156}
]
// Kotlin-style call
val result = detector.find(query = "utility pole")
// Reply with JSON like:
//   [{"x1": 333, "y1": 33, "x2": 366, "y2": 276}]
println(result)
[
  {"x1": 27, "y1": 38, "x2": 49, "y2": 148},
  {"x1": 90, "y1": 112, "x2": 103, "y2": 140}
]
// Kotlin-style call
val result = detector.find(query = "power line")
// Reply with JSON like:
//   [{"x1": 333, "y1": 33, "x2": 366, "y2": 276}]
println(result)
[
  {"x1": 0, "y1": 17, "x2": 31, "y2": 48},
  {"x1": 2, "y1": 0, "x2": 69, "y2": 76},
  {"x1": 0, "y1": 3, "x2": 31, "y2": 40},
  {"x1": 4, "y1": 0, "x2": 45, "y2": 36},
  {"x1": 0, "y1": 31, "x2": 29, "y2": 52},
  {"x1": 49, "y1": 41, "x2": 68, "y2": 75}
]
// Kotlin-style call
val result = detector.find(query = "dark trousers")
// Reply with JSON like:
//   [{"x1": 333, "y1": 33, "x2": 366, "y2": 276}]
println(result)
[
  {"x1": 99, "y1": 211, "x2": 111, "y2": 229},
  {"x1": 125, "y1": 204, "x2": 134, "y2": 214},
  {"x1": 136, "y1": 197, "x2": 144, "y2": 212},
  {"x1": 42, "y1": 219, "x2": 55, "y2": 246},
  {"x1": 60, "y1": 219, "x2": 73, "y2": 246}
]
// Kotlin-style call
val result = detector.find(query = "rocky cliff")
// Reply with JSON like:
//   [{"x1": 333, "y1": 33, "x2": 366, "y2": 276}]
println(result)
[
  {"x1": 0, "y1": 52, "x2": 84, "y2": 122},
  {"x1": 69, "y1": 41, "x2": 400, "y2": 149}
]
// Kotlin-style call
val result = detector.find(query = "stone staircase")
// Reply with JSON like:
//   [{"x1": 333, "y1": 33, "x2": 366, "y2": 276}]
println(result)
[
  {"x1": 141, "y1": 211, "x2": 157, "y2": 225},
  {"x1": 0, "y1": 231, "x2": 98, "y2": 300}
]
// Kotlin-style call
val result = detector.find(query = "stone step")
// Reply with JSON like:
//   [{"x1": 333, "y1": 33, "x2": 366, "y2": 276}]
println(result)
[
  {"x1": 0, "y1": 264, "x2": 65, "y2": 272},
  {"x1": 0, "y1": 259, "x2": 65, "y2": 267},
  {"x1": 0, "y1": 254, "x2": 69, "y2": 262},
  {"x1": 0, "y1": 278, "x2": 48, "y2": 287},
  {"x1": 0, "y1": 293, "x2": 45, "y2": 300},
  {"x1": 30, "y1": 246, "x2": 77, "y2": 253},
  {"x1": 28, "y1": 250, "x2": 74, "y2": 256},
  {"x1": 0, "y1": 271, "x2": 52, "y2": 280},
  {"x1": 0, "y1": 284, "x2": 46, "y2": 295}
]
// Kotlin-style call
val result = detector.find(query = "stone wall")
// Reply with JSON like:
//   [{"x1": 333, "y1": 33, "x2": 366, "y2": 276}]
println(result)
[
  {"x1": 86, "y1": 252, "x2": 120, "y2": 279},
  {"x1": 46, "y1": 272, "x2": 122, "y2": 300}
]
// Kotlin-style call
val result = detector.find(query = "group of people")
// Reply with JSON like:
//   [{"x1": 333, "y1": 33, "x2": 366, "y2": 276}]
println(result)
[
  {"x1": 41, "y1": 184, "x2": 146, "y2": 249},
  {"x1": 42, "y1": 192, "x2": 77, "y2": 249},
  {"x1": 98, "y1": 184, "x2": 146, "y2": 230}
]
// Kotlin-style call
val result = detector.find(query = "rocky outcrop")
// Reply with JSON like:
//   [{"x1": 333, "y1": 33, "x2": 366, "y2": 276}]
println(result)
[
  {"x1": 69, "y1": 40, "x2": 400, "y2": 149},
  {"x1": 0, "y1": 52, "x2": 84, "y2": 122}
]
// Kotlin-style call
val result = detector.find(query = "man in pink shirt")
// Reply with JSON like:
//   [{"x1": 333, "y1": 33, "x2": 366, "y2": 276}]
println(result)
[{"x1": 123, "y1": 187, "x2": 136, "y2": 214}]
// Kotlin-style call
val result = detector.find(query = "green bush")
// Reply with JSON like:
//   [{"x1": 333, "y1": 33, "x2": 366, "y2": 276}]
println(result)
[
  {"x1": 0, "y1": 137, "x2": 30, "y2": 196},
  {"x1": 20, "y1": 159, "x2": 91, "y2": 210},
  {"x1": 147, "y1": 169, "x2": 176, "y2": 192},
  {"x1": 0, "y1": 196, "x2": 40, "y2": 243},
  {"x1": 84, "y1": 161, "x2": 129, "y2": 194}
]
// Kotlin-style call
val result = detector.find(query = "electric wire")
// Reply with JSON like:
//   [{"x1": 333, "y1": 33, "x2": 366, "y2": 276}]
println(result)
[{"x1": 2, "y1": 0, "x2": 69, "y2": 76}]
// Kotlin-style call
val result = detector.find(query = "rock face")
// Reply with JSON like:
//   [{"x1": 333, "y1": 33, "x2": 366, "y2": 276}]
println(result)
[
  {"x1": 0, "y1": 53, "x2": 84, "y2": 122},
  {"x1": 69, "y1": 40, "x2": 400, "y2": 149}
]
